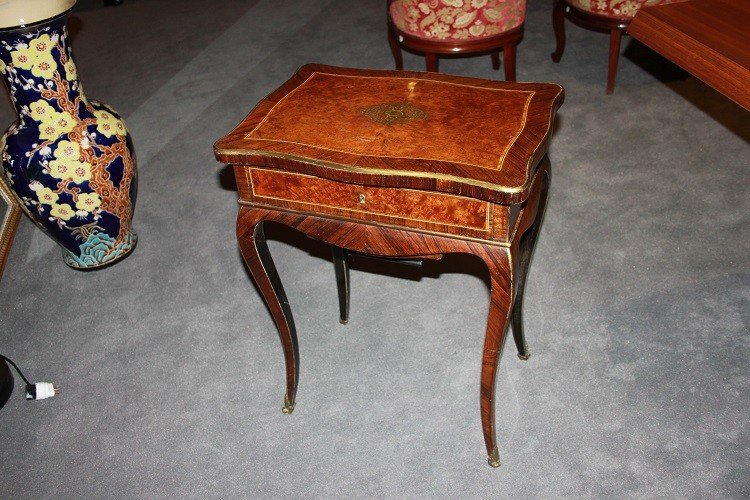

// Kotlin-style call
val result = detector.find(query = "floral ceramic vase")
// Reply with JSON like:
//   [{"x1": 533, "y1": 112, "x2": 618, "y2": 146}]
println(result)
[{"x1": 0, "y1": 0, "x2": 137, "y2": 269}]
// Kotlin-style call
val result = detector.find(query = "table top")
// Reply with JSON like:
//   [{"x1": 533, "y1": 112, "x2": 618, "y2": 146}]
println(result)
[
  {"x1": 628, "y1": 0, "x2": 750, "y2": 111},
  {"x1": 215, "y1": 64, "x2": 563, "y2": 204}
]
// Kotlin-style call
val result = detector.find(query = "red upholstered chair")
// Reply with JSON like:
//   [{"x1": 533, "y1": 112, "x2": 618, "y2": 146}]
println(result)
[
  {"x1": 551, "y1": 0, "x2": 683, "y2": 93},
  {"x1": 387, "y1": 0, "x2": 527, "y2": 81}
]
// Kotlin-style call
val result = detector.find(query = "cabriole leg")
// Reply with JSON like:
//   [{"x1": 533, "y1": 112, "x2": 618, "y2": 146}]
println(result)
[
  {"x1": 478, "y1": 246, "x2": 513, "y2": 468},
  {"x1": 511, "y1": 170, "x2": 550, "y2": 360},
  {"x1": 332, "y1": 246, "x2": 350, "y2": 325},
  {"x1": 237, "y1": 211, "x2": 299, "y2": 415}
]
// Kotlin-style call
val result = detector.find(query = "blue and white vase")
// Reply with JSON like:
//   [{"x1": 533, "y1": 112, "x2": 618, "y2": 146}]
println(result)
[{"x1": 0, "y1": 0, "x2": 137, "y2": 269}]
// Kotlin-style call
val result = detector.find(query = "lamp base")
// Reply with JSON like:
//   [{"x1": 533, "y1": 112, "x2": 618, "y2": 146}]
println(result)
[{"x1": 0, "y1": 358, "x2": 13, "y2": 410}]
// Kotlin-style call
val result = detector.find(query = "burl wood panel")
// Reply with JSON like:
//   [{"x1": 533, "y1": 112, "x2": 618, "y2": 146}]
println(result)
[
  {"x1": 245, "y1": 72, "x2": 533, "y2": 171},
  {"x1": 628, "y1": 0, "x2": 750, "y2": 111},
  {"x1": 241, "y1": 167, "x2": 509, "y2": 240},
  {"x1": 215, "y1": 64, "x2": 564, "y2": 204}
]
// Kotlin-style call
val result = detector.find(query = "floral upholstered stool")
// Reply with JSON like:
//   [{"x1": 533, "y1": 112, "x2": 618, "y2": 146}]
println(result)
[
  {"x1": 214, "y1": 64, "x2": 564, "y2": 467},
  {"x1": 388, "y1": 0, "x2": 527, "y2": 80},
  {"x1": 551, "y1": 0, "x2": 685, "y2": 93}
]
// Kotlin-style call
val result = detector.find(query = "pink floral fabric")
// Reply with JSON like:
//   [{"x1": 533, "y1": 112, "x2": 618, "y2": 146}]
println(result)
[
  {"x1": 568, "y1": 0, "x2": 683, "y2": 20},
  {"x1": 389, "y1": 0, "x2": 526, "y2": 40}
]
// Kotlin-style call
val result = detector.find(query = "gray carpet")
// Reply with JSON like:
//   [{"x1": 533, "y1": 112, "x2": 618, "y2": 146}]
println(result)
[{"x1": 1, "y1": 0, "x2": 748, "y2": 497}]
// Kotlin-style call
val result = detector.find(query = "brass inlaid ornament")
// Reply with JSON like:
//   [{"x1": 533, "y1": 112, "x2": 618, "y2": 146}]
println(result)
[{"x1": 359, "y1": 102, "x2": 428, "y2": 126}]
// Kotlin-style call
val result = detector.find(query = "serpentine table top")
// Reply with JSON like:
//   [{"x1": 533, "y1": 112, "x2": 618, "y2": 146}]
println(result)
[{"x1": 215, "y1": 64, "x2": 564, "y2": 205}]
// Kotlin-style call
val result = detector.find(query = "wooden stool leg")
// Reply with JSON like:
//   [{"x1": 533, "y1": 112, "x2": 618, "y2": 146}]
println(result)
[
  {"x1": 607, "y1": 28, "x2": 622, "y2": 94},
  {"x1": 503, "y1": 43, "x2": 517, "y2": 81},
  {"x1": 388, "y1": 28, "x2": 404, "y2": 70},
  {"x1": 426, "y1": 53, "x2": 439, "y2": 72},
  {"x1": 478, "y1": 246, "x2": 513, "y2": 468},
  {"x1": 551, "y1": 0, "x2": 566, "y2": 62},
  {"x1": 332, "y1": 246, "x2": 350, "y2": 325},
  {"x1": 237, "y1": 210, "x2": 299, "y2": 415},
  {"x1": 511, "y1": 169, "x2": 550, "y2": 360},
  {"x1": 491, "y1": 51, "x2": 500, "y2": 70}
]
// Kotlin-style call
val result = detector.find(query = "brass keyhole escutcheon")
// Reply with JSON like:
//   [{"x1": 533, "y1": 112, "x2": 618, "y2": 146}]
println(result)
[{"x1": 358, "y1": 193, "x2": 366, "y2": 204}]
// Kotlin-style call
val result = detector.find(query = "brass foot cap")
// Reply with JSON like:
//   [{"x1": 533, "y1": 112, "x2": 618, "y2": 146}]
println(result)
[
  {"x1": 517, "y1": 353, "x2": 530, "y2": 361},
  {"x1": 282, "y1": 394, "x2": 295, "y2": 414},
  {"x1": 339, "y1": 319, "x2": 349, "y2": 325},
  {"x1": 487, "y1": 447, "x2": 501, "y2": 468}
]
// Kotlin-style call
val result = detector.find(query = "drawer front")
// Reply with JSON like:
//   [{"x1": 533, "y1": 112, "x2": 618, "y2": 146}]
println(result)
[{"x1": 240, "y1": 167, "x2": 505, "y2": 240}]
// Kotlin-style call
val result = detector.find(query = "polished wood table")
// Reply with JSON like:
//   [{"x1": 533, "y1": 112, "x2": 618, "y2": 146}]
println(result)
[
  {"x1": 628, "y1": 0, "x2": 750, "y2": 111},
  {"x1": 214, "y1": 64, "x2": 564, "y2": 467}
]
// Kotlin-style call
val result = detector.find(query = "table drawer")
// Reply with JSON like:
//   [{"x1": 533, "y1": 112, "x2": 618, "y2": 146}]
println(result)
[{"x1": 239, "y1": 167, "x2": 507, "y2": 240}]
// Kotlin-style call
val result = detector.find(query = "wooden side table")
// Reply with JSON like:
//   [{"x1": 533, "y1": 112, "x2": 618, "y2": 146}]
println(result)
[{"x1": 214, "y1": 64, "x2": 564, "y2": 467}]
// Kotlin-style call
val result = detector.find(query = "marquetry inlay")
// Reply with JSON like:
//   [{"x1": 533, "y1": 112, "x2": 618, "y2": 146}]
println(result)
[{"x1": 359, "y1": 102, "x2": 428, "y2": 126}]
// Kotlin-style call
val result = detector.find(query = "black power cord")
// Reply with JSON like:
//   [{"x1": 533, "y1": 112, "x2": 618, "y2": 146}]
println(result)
[{"x1": 0, "y1": 354, "x2": 59, "y2": 401}]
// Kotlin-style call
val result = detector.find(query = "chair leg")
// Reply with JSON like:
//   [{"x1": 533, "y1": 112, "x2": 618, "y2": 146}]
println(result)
[
  {"x1": 331, "y1": 246, "x2": 350, "y2": 325},
  {"x1": 425, "y1": 52, "x2": 439, "y2": 72},
  {"x1": 551, "y1": 0, "x2": 566, "y2": 62},
  {"x1": 607, "y1": 28, "x2": 622, "y2": 94},
  {"x1": 503, "y1": 43, "x2": 517, "y2": 82},
  {"x1": 388, "y1": 28, "x2": 404, "y2": 70},
  {"x1": 491, "y1": 51, "x2": 500, "y2": 70}
]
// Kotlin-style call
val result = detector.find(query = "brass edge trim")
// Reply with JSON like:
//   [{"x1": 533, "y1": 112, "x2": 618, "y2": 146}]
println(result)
[
  {"x1": 237, "y1": 138, "x2": 490, "y2": 171},
  {"x1": 245, "y1": 167, "x2": 252, "y2": 195},
  {"x1": 219, "y1": 151, "x2": 531, "y2": 197},
  {"x1": 238, "y1": 200, "x2": 510, "y2": 248},
  {"x1": 248, "y1": 168, "x2": 490, "y2": 232}
]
